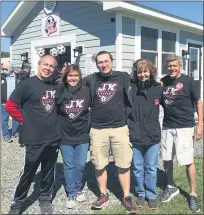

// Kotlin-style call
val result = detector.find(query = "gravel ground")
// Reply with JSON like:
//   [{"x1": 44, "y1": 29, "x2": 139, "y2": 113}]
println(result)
[{"x1": 1, "y1": 137, "x2": 203, "y2": 214}]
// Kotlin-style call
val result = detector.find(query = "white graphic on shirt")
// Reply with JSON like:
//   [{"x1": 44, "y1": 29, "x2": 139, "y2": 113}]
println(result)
[
  {"x1": 64, "y1": 99, "x2": 85, "y2": 120},
  {"x1": 40, "y1": 90, "x2": 56, "y2": 112},
  {"x1": 96, "y1": 82, "x2": 118, "y2": 104},
  {"x1": 163, "y1": 82, "x2": 183, "y2": 105}
]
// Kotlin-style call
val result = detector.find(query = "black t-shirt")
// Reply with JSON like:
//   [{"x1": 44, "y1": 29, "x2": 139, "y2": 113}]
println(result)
[
  {"x1": 57, "y1": 86, "x2": 91, "y2": 145},
  {"x1": 10, "y1": 76, "x2": 60, "y2": 145},
  {"x1": 161, "y1": 74, "x2": 200, "y2": 128},
  {"x1": 91, "y1": 71, "x2": 127, "y2": 129}
]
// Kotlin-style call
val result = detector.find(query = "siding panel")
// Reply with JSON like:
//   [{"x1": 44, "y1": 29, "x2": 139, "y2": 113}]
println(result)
[{"x1": 11, "y1": 1, "x2": 116, "y2": 74}]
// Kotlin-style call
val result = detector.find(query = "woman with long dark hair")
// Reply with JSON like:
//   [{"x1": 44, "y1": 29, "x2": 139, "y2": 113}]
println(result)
[
  {"x1": 128, "y1": 59, "x2": 163, "y2": 210},
  {"x1": 56, "y1": 64, "x2": 91, "y2": 209}
]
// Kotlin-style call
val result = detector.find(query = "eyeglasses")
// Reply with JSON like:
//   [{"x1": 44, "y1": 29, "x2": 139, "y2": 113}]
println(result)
[{"x1": 97, "y1": 60, "x2": 111, "y2": 66}]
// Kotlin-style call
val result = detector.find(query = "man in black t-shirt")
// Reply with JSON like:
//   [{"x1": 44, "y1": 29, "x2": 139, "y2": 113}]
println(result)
[
  {"x1": 6, "y1": 55, "x2": 60, "y2": 215},
  {"x1": 84, "y1": 51, "x2": 136, "y2": 214},
  {"x1": 160, "y1": 54, "x2": 203, "y2": 213}
]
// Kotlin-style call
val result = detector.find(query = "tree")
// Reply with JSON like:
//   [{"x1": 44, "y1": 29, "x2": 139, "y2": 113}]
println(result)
[{"x1": 1, "y1": 51, "x2": 10, "y2": 58}]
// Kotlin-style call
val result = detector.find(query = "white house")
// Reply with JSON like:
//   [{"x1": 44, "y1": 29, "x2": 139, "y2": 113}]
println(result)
[{"x1": 1, "y1": 1, "x2": 203, "y2": 99}]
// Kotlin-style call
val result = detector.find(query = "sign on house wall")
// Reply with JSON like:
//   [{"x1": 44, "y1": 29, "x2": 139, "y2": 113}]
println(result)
[
  {"x1": 84, "y1": 54, "x2": 98, "y2": 76},
  {"x1": 42, "y1": 13, "x2": 60, "y2": 37}
]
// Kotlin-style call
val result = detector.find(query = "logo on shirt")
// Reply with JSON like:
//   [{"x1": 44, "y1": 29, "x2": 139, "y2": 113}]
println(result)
[
  {"x1": 154, "y1": 98, "x2": 160, "y2": 106},
  {"x1": 163, "y1": 82, "x2": 183, "y2": 105},
  {"x1": 64, "y1": 99, "x2": 86, "y2": 120},
  {"x1": 96, "y1": 82, "x2": 118, "y2": 104},
  {"x1": 40, "y1": 90, "x2": 56, "y2": 112}
]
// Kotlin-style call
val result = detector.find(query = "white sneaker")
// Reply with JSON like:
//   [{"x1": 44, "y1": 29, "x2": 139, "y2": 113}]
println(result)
[
  {"x1": 76, "y1": 192, "x2": 86, "y2": 202},
  {"x1": 66, "y1": 196, "x2": 77, "y2": 209}
]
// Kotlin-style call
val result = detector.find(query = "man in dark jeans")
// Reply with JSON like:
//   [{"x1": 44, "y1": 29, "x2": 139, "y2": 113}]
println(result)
[{"x1": 6, "y1": 55, "x2": 60, "y2": 215}]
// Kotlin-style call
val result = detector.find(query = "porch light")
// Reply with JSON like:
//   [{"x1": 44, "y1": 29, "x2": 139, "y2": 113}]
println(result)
[
  {"x1": 21, "y1": 52, "x2": 29, "y2": 62},
  {"x1": 73, "y1": 46, "x2": 83, "y2": 57},
  {"x1": 182, "y1": 50, "x2": 190, "y2": 60}
]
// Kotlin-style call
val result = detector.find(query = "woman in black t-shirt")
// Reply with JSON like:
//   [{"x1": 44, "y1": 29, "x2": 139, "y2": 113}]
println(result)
[{"x1": 56, "y1": 65, "x2": 91, "y2": 209}]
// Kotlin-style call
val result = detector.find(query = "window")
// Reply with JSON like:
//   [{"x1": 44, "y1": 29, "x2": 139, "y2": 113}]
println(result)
[
  {"x1": 140, "y1": 25, "x2": 177, "y2": 77},
  {"x1": 162, "y1": 31, "x2": 176, "y2": 74},
  {"x1": 141, "y1": 26, "x2": 158, "y2": 67}
]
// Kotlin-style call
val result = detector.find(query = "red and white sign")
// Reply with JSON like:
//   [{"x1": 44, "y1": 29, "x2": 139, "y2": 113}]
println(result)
[{"x1": 42, "y1": 13, "x2": 60, "y2": 37}]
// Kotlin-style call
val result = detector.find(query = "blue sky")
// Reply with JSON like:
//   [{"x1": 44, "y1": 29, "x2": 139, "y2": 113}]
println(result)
[{"x1": 1, "y1": 1, "x2": 203, "y2": 52}]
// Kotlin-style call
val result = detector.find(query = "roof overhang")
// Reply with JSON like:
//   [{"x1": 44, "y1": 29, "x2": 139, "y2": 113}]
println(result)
[
  {"x1": 103, "y1": 2, "x2": 203, "y2": 35},
  {"x1": 1, "y1": 1, "x2": 38, "y2": 37},
  {"x1": 1, "y1": 1, "x2": 203, "y2": 37}
]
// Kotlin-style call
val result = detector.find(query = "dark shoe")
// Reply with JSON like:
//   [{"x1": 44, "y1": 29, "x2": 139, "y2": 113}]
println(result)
[
  {"x1": 19, "y1": 144, "x2": 25, "y2": 147},
  {"x1": 91, "y1": 193, "x2": 109, "y2": 209},
  {"x1": 189, "y1": 195, "x2": 200, "y2": 213},
  {"x1": 8, "y1": 208, "x2": 22, "y2": 215},
  {"x1": 161, "y1": 185, "x2": 179, "y2": 202},
  {"x1": 39, "y1": 202, "x2": 52, "y2": 214},
  {"x1": 148, "y1": 199, "x2": 158, "y2": 210},
  {"x1": 122, "y1": 196, "x2": 136, "y2": 214},
  {"x1": 136, "y1": 196, "x2": 145, "y2": 208}
]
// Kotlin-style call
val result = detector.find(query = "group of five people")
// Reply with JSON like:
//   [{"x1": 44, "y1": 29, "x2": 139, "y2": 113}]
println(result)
[{"x1": 5, "y1": 51, "x2": 203, "y2": 214}]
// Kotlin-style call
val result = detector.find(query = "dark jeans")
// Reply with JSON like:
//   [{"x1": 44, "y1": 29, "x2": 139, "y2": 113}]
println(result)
[
  {"x1": 11, "y1": 142, "x2": 59, "y2": 209},
  {"x1": 132, "y1": 144, "x2": 159, "y2": 200},
  {"x1": 60, "y1": 143, "x2": 89, "y2": 197}
]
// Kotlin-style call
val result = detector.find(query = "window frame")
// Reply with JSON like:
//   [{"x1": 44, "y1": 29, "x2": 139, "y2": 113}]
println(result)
[{"x1": 136, "y1": 21, "x2": 179, "y2": 78}]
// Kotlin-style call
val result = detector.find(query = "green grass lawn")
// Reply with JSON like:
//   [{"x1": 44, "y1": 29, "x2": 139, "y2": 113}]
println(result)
[{"x1": 94, "y1": 158, "x2": 203, "y2": 214}]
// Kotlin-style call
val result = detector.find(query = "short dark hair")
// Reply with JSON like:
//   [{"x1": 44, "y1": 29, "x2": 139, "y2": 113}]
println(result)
[{"x1": 95, "y1": 51, "x2": 113, "y2": 64}]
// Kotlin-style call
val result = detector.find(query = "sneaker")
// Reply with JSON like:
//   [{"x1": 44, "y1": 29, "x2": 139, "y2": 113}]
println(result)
[
  {"x1": 8, "y1": 208, "x2": 22, "y2": 215},
  {"x1": 136, "y1": 196, "x2": 145, "y2": 208},
  {"x1": 66, "y1": 196, "x2": 77, "y2": 209},
  {"x1": 4, "y1": 137, "x2": 13, "y2": 143},
  {"x1": 161, "y1": 185, "x2": 179, "y2": 202},
  {"x1": 121, "y1": 196, "x2": 136, "y2": 214},
  {"x1": 76, "y1": 191, "x2": 86, "y2": 202},
  {"x1": 91, "y1": 193, "x2": 109, "y2": 209},
  {"x1": 189, "y1": 195, "x2": 200, "y2": 213},
  {"x1": 148, "y1": 199, "x2": 158, "y2": 210},
  {"x1": 39, "y1": 202, "x2": 52, "y2": 214}
]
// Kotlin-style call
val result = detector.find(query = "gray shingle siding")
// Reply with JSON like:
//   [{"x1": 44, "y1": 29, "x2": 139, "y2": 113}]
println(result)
[
  {"x1": 11, "y1": 1, "x2": 116, "y2": 73},
  {"x1": 122, "y1": 17, "x2": 135, "y2": 74}
]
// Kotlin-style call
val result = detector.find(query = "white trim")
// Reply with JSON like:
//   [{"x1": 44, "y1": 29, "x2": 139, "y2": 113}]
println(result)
[
  {"x1": 116, "y1": 13, "x2": 122, "y2": 71},
  {"x1": 31, "y1": 34, "x2": 76, "y2": 74},
  {"x1": 103, "y1": 2, "x2": 203, "y2": 33},
  {"x1": 10, "y1": 40, "x2": 12, "y2": 63},
  {"x1": 134, "y1": 20, "x2": 141, "y2": 60},
  {"x1": 157, "y1": 30, "x2": 162, "y2": 77},
  {"x1": 187, "y1": 40, "x2": 203, "y2": 101},
  {"x1": 176, "y1": 30, "x2": 180, "y2": 56},
  {"x1": 1, "y1": 1, "x2": 38, "y2": 37}
]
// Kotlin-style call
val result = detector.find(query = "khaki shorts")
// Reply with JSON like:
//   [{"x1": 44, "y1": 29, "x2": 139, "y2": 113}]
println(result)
[
  {"x1": 161, "y1": 127, "x2": 194, "y2": 165},
  {"x1": 89, "y1": 125, "x2": 133, "y2": 170}
]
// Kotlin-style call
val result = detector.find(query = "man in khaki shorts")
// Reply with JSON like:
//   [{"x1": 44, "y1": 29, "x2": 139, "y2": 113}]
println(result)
[
  {"x1": 160, "y1": 54, "x2": 203, "y2": 213},
  {"x1": 84, "y1": 51, "x2": 136, "y2": 214}
]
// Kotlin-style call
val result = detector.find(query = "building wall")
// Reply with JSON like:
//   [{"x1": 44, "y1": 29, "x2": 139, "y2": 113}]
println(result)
[
  {"x1": 11, "y1": 1, "x2": 116, "y2": 74},
  {"x1": 179, "y1": 30, "x2": 203, "y2": 45},
  {"x1": 122, "y1": 16, "x2": 135, "y2": 74}
]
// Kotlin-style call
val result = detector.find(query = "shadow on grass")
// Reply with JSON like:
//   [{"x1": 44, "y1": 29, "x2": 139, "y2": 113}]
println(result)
[{"x1": 20, "y1": 160, "x2": 176, "y2": 213}]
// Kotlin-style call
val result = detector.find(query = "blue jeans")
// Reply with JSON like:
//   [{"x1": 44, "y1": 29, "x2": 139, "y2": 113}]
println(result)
[
  {"x1": 60, "y1": 143, "x2": 89, "y2": 197},
  {"x1": 132, "y1": 144, "x2": 159, "y2": 200},
  {"x1": 1, "y1": 104, "x2": 19, "y2": 139}
]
